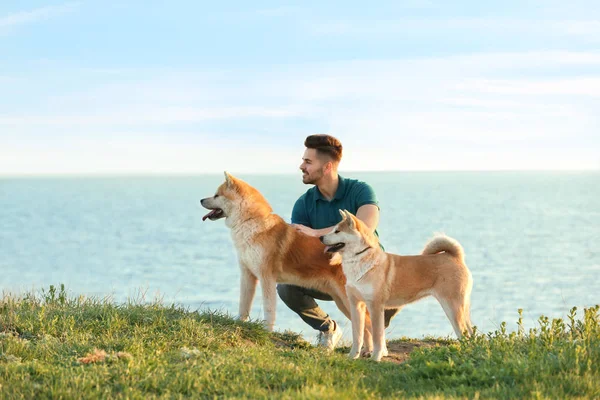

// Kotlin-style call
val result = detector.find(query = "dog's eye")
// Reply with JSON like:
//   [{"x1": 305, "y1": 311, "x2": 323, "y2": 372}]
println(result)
[
  {"x1": 335, "y1": 230, "x2": 340, "y2": 234},
  {"x1": 214, "y1": 194, "x2": 219, "y2": 198}
]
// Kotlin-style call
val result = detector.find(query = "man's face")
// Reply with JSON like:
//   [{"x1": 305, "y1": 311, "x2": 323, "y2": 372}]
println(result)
[{"x1": 299, "y1": 148, "x2": 327, "y2": 184}]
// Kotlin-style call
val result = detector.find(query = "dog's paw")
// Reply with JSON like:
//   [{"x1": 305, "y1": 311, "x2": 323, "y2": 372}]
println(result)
[
  {"x1": 371, "y1": 347, "x2": 388, "y2": 362},
  {"x1": 262, "y1": 322, "x2": 275, "y2": 332},
  {"x1": 360, "y1": 343, "x2": 374, "y2": 358},
  {"x1": 360, "y1": 349, "x2": 373, "y2": 358}
]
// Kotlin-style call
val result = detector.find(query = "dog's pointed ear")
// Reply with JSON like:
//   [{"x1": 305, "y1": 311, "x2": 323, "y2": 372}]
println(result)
[
  {"x1": 338, "y1": 209, "x2": 347, "y2": 221},
  {"x1": 344, "y1": 210, "x2": 356, "y2": 229},
  {"x1": 224, "y1": 171, "x2": 233, "y2": 187}
]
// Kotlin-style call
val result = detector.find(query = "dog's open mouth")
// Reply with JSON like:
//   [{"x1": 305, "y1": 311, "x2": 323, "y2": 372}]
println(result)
[
  {"x1": 202, "y1": 208, "x2": 225, "y2": 221},
  {"x1": 324, "y1": 243, "x2": 345, "y2": 253}
]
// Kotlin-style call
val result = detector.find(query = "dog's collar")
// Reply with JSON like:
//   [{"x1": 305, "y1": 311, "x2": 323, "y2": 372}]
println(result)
[{"x1": 355, "y1": 246, "x2": 371, "y2": 256}]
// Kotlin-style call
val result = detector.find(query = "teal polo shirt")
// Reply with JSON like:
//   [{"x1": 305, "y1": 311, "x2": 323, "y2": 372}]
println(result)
[{"x1": 291, "y1": 175, "x2": 383, "y2": 249}]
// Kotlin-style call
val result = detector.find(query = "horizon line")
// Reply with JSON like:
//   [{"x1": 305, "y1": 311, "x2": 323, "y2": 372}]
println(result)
[{"x1": 1, "y1": 168, "x2": 599, "y2": 178}]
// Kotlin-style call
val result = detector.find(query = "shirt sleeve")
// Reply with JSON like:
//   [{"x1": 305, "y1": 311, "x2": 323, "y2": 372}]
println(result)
[
  {"x1": 354, "y1": 182, "x2": 380, "y2": 211},
  {"x1": 291, "y1": 196, "x2": 311, "y2": 226}
]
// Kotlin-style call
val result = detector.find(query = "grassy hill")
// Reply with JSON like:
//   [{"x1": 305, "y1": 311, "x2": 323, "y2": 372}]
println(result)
[{"x1": 1, "y1": 285, "x2": 599, "y2": 399}]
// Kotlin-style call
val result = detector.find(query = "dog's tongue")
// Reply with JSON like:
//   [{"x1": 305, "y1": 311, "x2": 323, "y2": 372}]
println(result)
[
  {"x1": 202, "y1": 210, "x2": 217, "y2": 221},
  {"x1": 323, "y1": 245, "x2": 332, "y2": 253}
]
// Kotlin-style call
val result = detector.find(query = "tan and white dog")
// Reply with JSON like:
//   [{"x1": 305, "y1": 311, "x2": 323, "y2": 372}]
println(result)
[
  {"x1": 320, "y1": 210, "x2": 473, "y2": 361},
  {"x1": 200, "y1": 172, "x2": 373, "y2": 346}
]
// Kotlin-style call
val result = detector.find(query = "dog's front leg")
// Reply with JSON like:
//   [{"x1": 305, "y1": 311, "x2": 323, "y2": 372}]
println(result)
[
  {"x1": 347, "y1": 288, "x2": 365, "y2": 359},
  {"x1": 238, "y1": 266, "x2": 258, "y2": 321},
  {"x1": 361, "y1": 312, "x2": 374, "y2": 356},
  {"x1": 366, "y1": 300, "x2": 387, "y2": 362},
  {"x1": 260, "y1": 274, "x2": 277, "y2": 332}
]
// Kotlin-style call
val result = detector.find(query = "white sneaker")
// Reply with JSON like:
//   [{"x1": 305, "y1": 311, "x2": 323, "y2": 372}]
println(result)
[{"x1": 317, "y1": 321, "x2": 342, "y2": 351}]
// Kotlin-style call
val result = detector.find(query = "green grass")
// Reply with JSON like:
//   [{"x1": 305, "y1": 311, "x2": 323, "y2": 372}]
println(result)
[{"x1": 1, "y1": 285, "x2": 599, "y2": 399}]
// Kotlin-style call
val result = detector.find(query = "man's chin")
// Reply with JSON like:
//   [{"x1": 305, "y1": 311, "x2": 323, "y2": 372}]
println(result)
[{"x1": 302, "y1": 176, "x2": 314, "y2": 184}]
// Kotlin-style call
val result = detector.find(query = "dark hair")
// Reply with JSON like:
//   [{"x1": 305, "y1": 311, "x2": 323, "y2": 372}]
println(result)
[{"x1": 304, "y1": 134, "x2": 343, "y2": 163}]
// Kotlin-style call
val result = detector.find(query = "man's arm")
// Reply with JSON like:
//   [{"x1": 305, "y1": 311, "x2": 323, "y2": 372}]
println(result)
[
  {"x1": 355, "y1": 204, "x2": 379, "y2": 232},
  {"x1": 292, "y1": 204, "x2": 379, "y2": 237},
  {"x1": 291, "y1": 224, "x2": 334, "y2": 237}
]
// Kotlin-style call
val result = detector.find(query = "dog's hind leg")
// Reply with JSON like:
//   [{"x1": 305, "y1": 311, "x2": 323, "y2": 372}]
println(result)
[
  {"x1": 239, "y1": 267, "x2": 258, "y2": 322},
  {"x1": 260, "y1": 274, "x2": 277, "y2": 332},
  {"x1": 461, "y1": 301, "x2": 473, "y2": 337},
  {"x1": 436, "y1": 294, "x2": 470, "y2": 339},
  {"x1": 463, "y1": 277, "x2": 474, "y2": 336}
]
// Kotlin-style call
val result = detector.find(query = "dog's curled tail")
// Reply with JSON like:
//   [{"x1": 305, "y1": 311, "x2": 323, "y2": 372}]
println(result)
[{"x1": 422, "y1": 234, "x2": 465, "y2": 263}]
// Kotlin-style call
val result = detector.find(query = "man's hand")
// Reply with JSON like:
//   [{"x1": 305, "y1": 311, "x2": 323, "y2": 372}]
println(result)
[
  {"x1": 291, "y1": 224, "x2": 337, "y2": 237},
  {"x1": 291, "y1": 224, "x2": 319, "y2": 237},
  {"x1": 290, "y1": 205, "x2": 379, "y2": 238}
]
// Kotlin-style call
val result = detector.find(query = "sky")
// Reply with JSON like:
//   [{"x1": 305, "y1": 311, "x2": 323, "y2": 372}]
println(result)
[{"x1": 1, "y1": 0, "x2": 599, "y2": 175}]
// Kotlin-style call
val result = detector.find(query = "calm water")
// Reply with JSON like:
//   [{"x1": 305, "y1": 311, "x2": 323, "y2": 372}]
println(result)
[{"x1": 1, "y1": 172, "x2": 599, "y2": 341}]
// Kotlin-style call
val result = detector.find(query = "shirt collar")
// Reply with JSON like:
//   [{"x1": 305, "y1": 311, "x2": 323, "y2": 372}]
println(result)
[{"x1": 315, "y1": 175, "x2": 347, "y2": 202}]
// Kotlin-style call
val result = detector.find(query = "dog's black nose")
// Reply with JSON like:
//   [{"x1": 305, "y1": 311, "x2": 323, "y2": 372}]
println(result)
[{"x1": 319, "y1": 236, "x2": 324, "y2": 243}]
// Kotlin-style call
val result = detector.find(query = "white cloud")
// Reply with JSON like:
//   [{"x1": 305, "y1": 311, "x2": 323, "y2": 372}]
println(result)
[
  {"x1": 254, "y1": 6, "x2": 302, "y2": 17},
  {"x1": 0, "y1": 2, "x2": 80, "y2": 32},
  {"x1": 2, "y1": 132, "x2": 596, "y2": 175},
  {"x1": 308, "y1": 17, "x2": 600, "y2": 41},
  {"x1": 341, "y1": 145, "x2": 599, "y2": 171},
  {"x1": 558, "y1": 20, "x2": 600, "y2": 37},
  {"x1": 1, "y1": 50, "x2": 598, "y2": 173},
  {"x1": 0, "y1": 136, "x2": 302, "y2": 176},
  {"x1": 456, "y1": 78, "x2": 600, "y2": 97},
  {"x1": 0, "y1": 106, "x2": 304, "y2": 127}
]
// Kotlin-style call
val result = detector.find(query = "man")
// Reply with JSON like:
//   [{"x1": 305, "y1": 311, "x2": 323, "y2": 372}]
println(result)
[{"x1": 277, "y1": 134, "x2": 399, "y2": 351}]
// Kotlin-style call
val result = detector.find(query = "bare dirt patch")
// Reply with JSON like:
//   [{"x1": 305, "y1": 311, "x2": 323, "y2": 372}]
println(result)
[
  {"x1": 383, "y1": 340, "x2": 440, "y2": 364},
  {"x1": 272, "y1": 332, "x2": 448, "y2": 364}
]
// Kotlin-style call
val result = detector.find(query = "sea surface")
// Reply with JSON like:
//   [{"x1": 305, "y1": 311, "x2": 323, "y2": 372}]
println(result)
[{"x1": 1, "y1": 172, "x2": 599, "y2": 341}]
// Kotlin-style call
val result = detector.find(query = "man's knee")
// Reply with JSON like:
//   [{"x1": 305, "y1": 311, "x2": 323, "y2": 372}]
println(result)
[{"x1": 277, "y1": 284, "x2": 301, "y2": 305}]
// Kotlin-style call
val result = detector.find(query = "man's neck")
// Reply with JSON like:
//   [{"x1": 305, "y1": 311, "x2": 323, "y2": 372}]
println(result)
[{"x1": 316, "y1": 173, "x2": 339, "y2": 201}]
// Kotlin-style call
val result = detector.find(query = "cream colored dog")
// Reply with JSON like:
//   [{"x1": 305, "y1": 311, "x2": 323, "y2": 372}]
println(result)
[{"x1": 320, "y1": 210, "x2": 473, "y2": 361}]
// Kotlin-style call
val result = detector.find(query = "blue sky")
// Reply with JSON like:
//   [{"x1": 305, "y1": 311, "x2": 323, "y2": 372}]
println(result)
[{"x1": 1, "y1": 1, "x2": 599, "y2": 174}]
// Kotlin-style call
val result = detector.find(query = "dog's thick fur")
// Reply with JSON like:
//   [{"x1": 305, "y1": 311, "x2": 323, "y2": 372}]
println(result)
[
  {"x1": 321, "y1": 210, "x2": 473, "y2": 361},
  {"x1": 200, "y1": 173, "x2": 373, "y2": 345}
]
